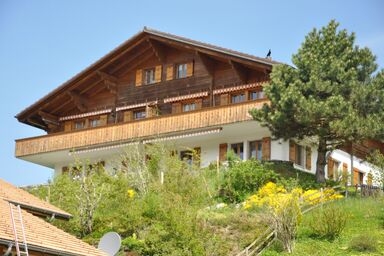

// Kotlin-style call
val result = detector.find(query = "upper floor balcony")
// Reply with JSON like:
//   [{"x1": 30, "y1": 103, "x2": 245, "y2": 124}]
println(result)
[{"x1": 15, "y1": 99, "x2": 268, "y2": 158}]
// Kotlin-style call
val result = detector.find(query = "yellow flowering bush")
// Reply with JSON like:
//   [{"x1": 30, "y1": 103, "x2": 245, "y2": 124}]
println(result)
[
  {"x1": 127, "y1": 189, "x2": 135, "y2": 199},
  {"x1": 302, "y1": 188, "x2": 344, "y2": 205},
  {"x1": 243, "y1": 182, "x2": 344, "y2": 253},
  {"x1": 244, "y1": 182, "x2": 343, "y2": 210}
]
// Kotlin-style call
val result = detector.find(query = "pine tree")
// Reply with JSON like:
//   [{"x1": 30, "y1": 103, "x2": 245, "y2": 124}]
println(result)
[{"x1": 251, "y1": 20, "x2": 384, "y2": 183}]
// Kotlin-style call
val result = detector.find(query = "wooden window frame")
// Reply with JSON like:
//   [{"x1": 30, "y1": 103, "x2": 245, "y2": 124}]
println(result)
[
  {"x1": 249, "y1": 90, "x2": 265, "y2": 101},
  {"x1": 230, "y1": 142, "x2": 244, "y2": 160},
  {"x1": 249, "y1": 140, "x2": 263, "y2": 160},
  {"x1": 144, "y1": 67, "x2": 156, "y2": 85},
  {"x1": 231, "y1": 92, "x2": 245, "y2": 104},
  {"x1": 133, "y1": 108, "x2": 147, "y2": 120},
  {"x1": 182, "y1": 101, "x2": 196, "y2": 112},
  {"x1": 176, "y1": 63, "x2": 188, "y2": 79},
  {"x1": 74, "y1": 119, "x2": 86, "y2": 130},
  {"x1": 89, "y1": 118, "x2": 100, "y2": 128},
  {"x1": 294, "y1": 144, "x2": 305, "y2": 167}
]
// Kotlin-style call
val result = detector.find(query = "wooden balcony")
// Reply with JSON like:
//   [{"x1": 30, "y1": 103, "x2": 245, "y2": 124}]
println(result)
[{"x1": 15, "y1": 100, "x2": 268, "y2": 157}]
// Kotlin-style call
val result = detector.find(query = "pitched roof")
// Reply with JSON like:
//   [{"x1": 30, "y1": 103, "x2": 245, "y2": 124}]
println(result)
[
  {"x1": 16, "y1": 27, "x2": 281, "y2": 124},
  {"x1": 143, "y1": 27, "x2": 281, "y2": 66},
  {"x1": 0, "y1": 178, "x2": 72, "y2": 219},
  {"x1": 0, "y1": 198, "x2": 107, "y2": 256}
]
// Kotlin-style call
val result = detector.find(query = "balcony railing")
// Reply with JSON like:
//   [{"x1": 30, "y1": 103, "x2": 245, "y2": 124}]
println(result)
[{"x1": 15, "y1": 100, "x2": 268, "y2": 157}]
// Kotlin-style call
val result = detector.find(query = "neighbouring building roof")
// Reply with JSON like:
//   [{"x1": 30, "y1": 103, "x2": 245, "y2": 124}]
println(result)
[
  {"x1": 0, "y1": 198, "x2": 107, "y2": 256},
  {"x1": 0, "y1": 178, "x2": 72, "y2": 219}
]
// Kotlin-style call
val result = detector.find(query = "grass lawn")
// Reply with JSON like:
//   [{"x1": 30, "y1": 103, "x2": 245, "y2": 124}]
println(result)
[{"x1": 263, "y1": 197, "x2": 384, "y2": 255}]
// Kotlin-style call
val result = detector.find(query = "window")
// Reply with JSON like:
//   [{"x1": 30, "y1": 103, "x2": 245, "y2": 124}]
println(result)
[
  {"x1": 74, "y1": 120, "x2": 85, "y2": 130},
  {"x1": 183, "y1": 102, "x2": 196, "y2": 112},
  {"x1": 249, "y1": 90, "x2": 265, "y2": 100},
  {"x1": 133, "y1": 109, "x2": 146, "y2": 120},
  {"x1": 249, "y1": 140, "x2": 263, "y2": 160},
  {"x1": 231, "y1": 142, "x2": 244, "y2": 159},
  {"x1": 180, "y1": 147, "x2": 201, "y2": 166},
  {"x1": 144, "y1": 68, "x2": 155, "y2": 85},
  {"x1": 180, "y1": 150, "x2": 193, "y2": 165},
  {"x1": 295, "y1": 144, "x2": 304, "y2": 166},
  {"x1": 89, "y1": 118, "x2": 100, "y2": 128},
  {"x1": 176, "y1": 63, "x2": 187, "y2": 79},
  {"x1": 231, "y1": 93, "x2": 245, "y2": 103}
]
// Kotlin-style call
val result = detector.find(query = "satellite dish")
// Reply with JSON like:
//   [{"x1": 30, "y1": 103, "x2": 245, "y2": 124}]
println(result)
[{"x1": 98, "y1": 232, "x2": 121, "y2": 256}]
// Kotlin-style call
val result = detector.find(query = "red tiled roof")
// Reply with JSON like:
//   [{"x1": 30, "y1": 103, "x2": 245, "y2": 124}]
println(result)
[
  {"x1": 0, "y1": 178, "x2": 71, "y2": 219},
  {"x1": 0, "y1": 198, "x2": 107, "y2": 256}
]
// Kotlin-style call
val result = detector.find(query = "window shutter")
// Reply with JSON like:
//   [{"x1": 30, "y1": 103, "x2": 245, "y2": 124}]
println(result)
[
  {"x1": 166, "y1": 65, "x2": 174, "y2": 81},
  {"x1": 99, "y1": 114, "x2": 108, "y2": 126},
  {"x1": 146, "y1": 106, "x2": 157, "y2": 118},
  {"x1": 289, "y1": 140, "x2": 296, "y2": 162},
  {"x1": 123, "y1": 111, "x2": 133, "y2": 122},
  {"x1": 368, "y1": 173, "x2": 373, "y2": 185},
  {"x1": 193, "y1": 147, "x2": 201, "y2": 167},
  {"x1": 220, "y1": 94, "x2": 229, "y2": 106},
  {"x1": 195, "y1": 98, "x2": 203, "y2": 110},
  {"x1": 219, "y1": 143, "x2": 228, "y2": 161},
  {"x1": 262, "y1": 137, "x2": 271, "y2": 160},
  {"x1": 342, "y1": 163, "x2": 348, "y2": 181},
  {"x1": 172, "y1": 102, "x2": 182, "y2": 114},
  {"x1": 186, "y1": 62, "x2": 194, "y2": 77},
  {"x1": 135, "y1": 69, "x2": 142, "y2": 86},
  {"x1": 328, "y1": 158, "x2": 334, "y2": 179},
  {"x1": 155, "y1": 65, "x2": 162, "y2": 83},
  {"x1": 353, "y1": 168, "x2": 359, "y2": 185},
  {"x1": 64, "y1": 121, "x2": 72, "y2": 132},
  {"x1": 305, "y1": 146, "x2": 311, "y2": 170},
  {"x1": 84, "y1": 119, "x2": 89, "y2": 129}
]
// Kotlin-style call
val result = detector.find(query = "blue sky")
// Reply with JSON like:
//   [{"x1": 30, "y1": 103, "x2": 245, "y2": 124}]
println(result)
[{"x1": 0, "y1": 0, "x2": 383, "y2": 186}]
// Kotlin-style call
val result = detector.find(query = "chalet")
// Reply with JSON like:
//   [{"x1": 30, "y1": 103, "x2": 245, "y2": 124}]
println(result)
[{"x1": 15, "y1": 27, "x2": 382, "y2": 184}]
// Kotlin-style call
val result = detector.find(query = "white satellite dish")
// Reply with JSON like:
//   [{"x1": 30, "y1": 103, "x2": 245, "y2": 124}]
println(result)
[{"x1": 98, "y1": 232, "x2": 121, "y2": 256}]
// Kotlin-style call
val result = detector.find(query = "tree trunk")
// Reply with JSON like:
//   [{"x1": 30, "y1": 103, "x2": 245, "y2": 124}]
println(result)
[{"x1": 316, "y1": 138, "x2": 327, "y2": 183}]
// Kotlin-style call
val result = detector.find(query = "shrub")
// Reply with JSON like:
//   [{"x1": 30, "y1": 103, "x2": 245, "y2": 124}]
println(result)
[
  {"x1": 349, "y1": 234, "x2": 378, "y2": 252},
  {"x1": 308, "y1": 203, "x2": 347, "y2": 240},
  {"x1": 220, "y1": 160, "x2": 279, "y2": 202},
  {"x1": 244, "y1": 182, "x2": 303, "y2": 253}
]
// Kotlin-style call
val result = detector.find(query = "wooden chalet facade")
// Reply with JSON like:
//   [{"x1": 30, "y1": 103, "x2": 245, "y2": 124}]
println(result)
[{"x1": 15, "y1": 28, "x2": 382, "y2": 184}]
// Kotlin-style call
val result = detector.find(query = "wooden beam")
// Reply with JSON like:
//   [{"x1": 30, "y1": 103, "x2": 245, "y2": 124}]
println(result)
[
  {"x1": 38, "y1": 110, "x2": 59, "y2": 126},
  {"x1": 50, "y1": 99, "x2": 72, "y2": 114},
  {"x1": 147, "y1": 39, "x2": 166, "y2": 63},
  {"x1": 148, "y1": 35, "x2": 271, "y2": 72},
  {"x1": 27, "y1": 117, "x2": 47, "y2": 130},
  {"x1": 229, "y1": 60, "x2": 248, "y2": 83},
  {"x1": 96, "y1": 71, "x2": 118, "y2": 83},
  {"x1": 109, "y1": 45, "x2": 152, "y2": 74},
  {"x1": 114, "y1": 50, "x2": 154, "y2": 77},
  {"x1": 67, "y1": 91, "x2": 88, "y2": 112},
  {"x1": 195, "y1": 51, "x2": 215, "y2": 76},
  {"x1": 96, "y1": 71, "x2": 118, "y2": 94}
]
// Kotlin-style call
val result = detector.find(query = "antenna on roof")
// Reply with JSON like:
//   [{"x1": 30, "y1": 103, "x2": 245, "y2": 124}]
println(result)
[
  {"x1": 98, "y1": 232, "x2": 121, "y2": 256},
  {"x1": 266, "y1": 49, "x2": 271, "y2": 59}
]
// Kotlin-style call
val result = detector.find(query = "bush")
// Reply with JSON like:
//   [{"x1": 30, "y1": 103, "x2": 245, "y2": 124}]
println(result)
[
  {"x1": 349, "y1": 234, "x2": 378, "y2": 252},
  {"x1": 308, "y1": 203, "x2": 347, "y2": 240},
  {"x1": 220, "y1": 159, "x2": 279, "y2": 202},
  {"x1": 265, "y1": 161, "x2": 319, "y2": 190}
]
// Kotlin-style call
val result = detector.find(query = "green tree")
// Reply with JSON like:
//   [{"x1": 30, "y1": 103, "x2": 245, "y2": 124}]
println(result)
[{"x1": 251, "y1": 20, "x2": 384, "y2": 183}]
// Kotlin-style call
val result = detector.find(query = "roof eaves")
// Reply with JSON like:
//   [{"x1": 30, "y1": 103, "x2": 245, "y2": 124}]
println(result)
[
  {"x1": 0, "y1": 238, "x2": 96, "y2": 256},
  {"x1": 15, "y1": 29, "x2": 147, "y2": 120},
  {"x1": 143, "y1": 27, "x2": 282, "y2": 66},
  {"x1": 5, "y1": 199, "x2": 72, "y2": 220}
]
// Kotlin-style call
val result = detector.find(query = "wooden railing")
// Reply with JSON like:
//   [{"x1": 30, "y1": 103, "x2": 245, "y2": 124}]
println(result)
[{"x1": 15, "y1": 100, "x2": 268, "y2": 157}]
